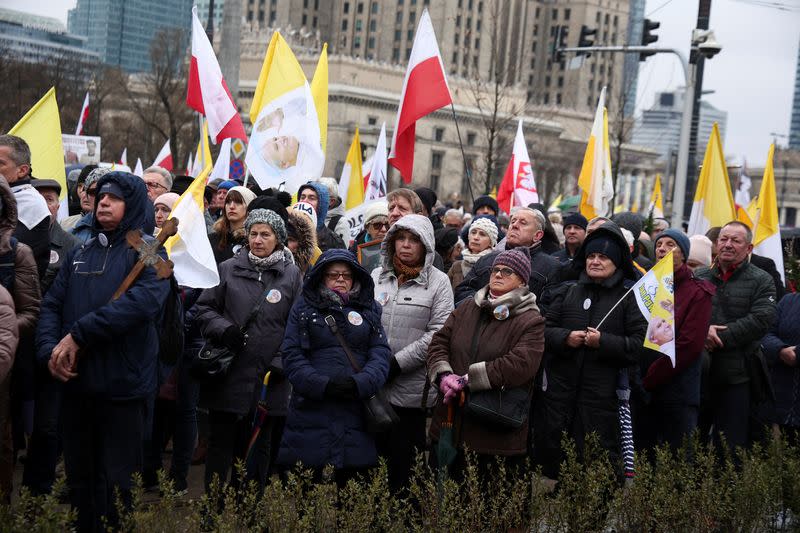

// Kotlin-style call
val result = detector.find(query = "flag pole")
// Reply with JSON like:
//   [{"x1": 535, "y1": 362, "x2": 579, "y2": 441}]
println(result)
[
  {"x1": 449, "y1": 102, "x2": 475, "y2": 204},
  {"x1": 594, "y1": 285, "x2": 635, "y2": 330},
  {"x1": 197, "y1": 113, "x2": 205, "y2": 173}
]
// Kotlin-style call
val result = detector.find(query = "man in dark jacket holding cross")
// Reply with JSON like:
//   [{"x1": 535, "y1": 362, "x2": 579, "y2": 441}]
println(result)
[{"x1": 36, "y1": 171, "x2": 170, "y2": 532}]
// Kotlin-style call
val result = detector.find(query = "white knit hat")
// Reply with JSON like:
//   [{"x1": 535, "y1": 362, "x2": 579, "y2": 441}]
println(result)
[
  {"x1": 292, "y1": 201, "x2": 318, "y2": 228},
  {"x1": 468, "y1": 217, "x2": 498, "y2": 247},
  {"x1": 363, "y1": 200, "x2": 389, "y2": 226},
  {"x1": 688, "y1": 235, "x2": 713, "y2": 267}
]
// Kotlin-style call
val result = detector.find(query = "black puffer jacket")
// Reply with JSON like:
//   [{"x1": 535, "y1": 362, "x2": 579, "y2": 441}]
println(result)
[
  {"x1": 535, "y1": 224, "x2": 646, "y2": 478},
  {"x1": 195, "y1": 249, "x2": 302, "y2": 416}
]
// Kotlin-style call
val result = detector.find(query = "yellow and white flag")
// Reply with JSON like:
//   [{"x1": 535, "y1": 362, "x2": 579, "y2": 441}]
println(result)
[
  {"x1": 632, "y1": 250, "x2": 676, "y2": 367},
  {"x1": 246, "y1": 32, "x2": 323, "y2": 192},
  {"x1": 648, "y1": 174, "x2": 664, "y2": 219},
  {"x1": 687, "y1": 123, "x2": 735, "y2": 236},
  {"x1": 578, "y1": 86, "x2": 614, "y2": 220},
  {"x1": 311, "y1": 43, "x2": 328, "y2": 154},
  {"x1": 339, "y1": 127, "x2": 364, "y2": 210},
  {"x1": 753, "y1": 144, "x2": 784, "y2": 283},
  {"x1": 164, "y1": 165, "x2": 219, "y2": 288},
  {"x1": 9, "y1": 87, "x2": 67, "y2": 218},
  {"x1": 549, "y1": 193, "x2": 563, "y2": 212}
]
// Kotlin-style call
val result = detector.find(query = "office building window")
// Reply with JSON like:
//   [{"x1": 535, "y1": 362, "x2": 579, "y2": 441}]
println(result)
[
  {"x1": 408, "y1": 29, "x2": 414, "y2": 40},
  {"x1": 431, "y1": 151, "x2": 443, "y2": 169},
  {"x1": 476, "y1": 19, "x2": 481, "y2": 30},
  {"x1": 543, "y1": 93, "x2": 549, "y2": 104},
  {"x1": 344, "y1": 2, "x2": 350, "y2": 13},
  {"x1": 556, "y1": 93, "x2": 562, "y2": 104},
  {"x1": 392, "y1": 48, "x2": 400, "y2": 60},
  {"x1": 342, "y1": 20, "x2": 348, "y2": 30},
  {"x1": 558, "y1": 76, "x2": 563, "y2": 87},
  {"x1": 434, "y1": 128, "x2": 445, "y2": 141},
  {"x1": 564, "y1": 8, "x2": 570, "y2": 20},
  {"x1": 302, "y1": 14, "x2": 307, "y2": 25},
  {"x1": 467, "y1": 132, "x2": 476, "y2": 146},
  {"x1": 372, "y1": 1, "x2": 378, "y2": 13},
  {"x1": 409, "y1": 10, "x2": 415, "y2": 23},
  {"x1": 356, "y1": 19, "x2": 362, "y2": 30},
  {"x1": 368, "y1": 116, "x2": 378, "y2": 125},
  {"x1": 358, "y1": 2, "x2": 364, "y2": 14},
  {"x1": 368, "y1": 37, "x2": 375, "y2": 48},
  {"x1": 551, "y1": 8, "x2": 557, "y2": 20},
  {"x1": 354, "y1": 36, "x2": 361, "y2": 47},
  {"x1": 370, "y1": 19, "x2": 376, "y2": 31},
  {"x1": 395, "y1": 10, "x2": 402, "y2": 23}
]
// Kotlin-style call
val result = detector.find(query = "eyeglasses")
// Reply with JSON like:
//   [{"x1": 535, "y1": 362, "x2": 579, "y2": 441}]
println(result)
[
  {"x1": 325, "y1": 271, "x2": 353, "y2": 281},
  {"x1": 490, "y1": 266, "x2": 516, "y2": 279},
  {"x1": 145, "y1": 181, "x2": 167, "y2": 192},
  {"x1": 369, "y1": 221, "x2": 389, "y2": 230}
]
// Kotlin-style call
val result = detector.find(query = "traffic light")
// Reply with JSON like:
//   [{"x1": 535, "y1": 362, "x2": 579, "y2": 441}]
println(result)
[
  {"x1": 639, "y1": 18, "x2": 660, "y2": 61},
  {"x1": 551, "y1": 25, "x2": 568, "y2": 63},
  {"x1": 577, "y1": 25, "x2": 597, "y2": 57}
]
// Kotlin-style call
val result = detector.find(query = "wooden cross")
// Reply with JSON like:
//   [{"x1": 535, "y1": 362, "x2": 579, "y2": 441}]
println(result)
[{"x1": 111, "y1": 218, "x2": 179, "y2": 300}]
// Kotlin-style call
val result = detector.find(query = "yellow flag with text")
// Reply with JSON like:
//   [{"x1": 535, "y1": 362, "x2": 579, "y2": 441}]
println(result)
[{"x1": 632, "y1": 250, "x2": 676, "y2": 367}]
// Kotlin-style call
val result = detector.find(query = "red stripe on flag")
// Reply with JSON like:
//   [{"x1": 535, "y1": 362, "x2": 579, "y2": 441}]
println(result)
[
  {"x1": 497, "y1": 155, "x2": 515, "y2": 214},
  {"x1": 158, "y1": 155, "x2": 173, "y2": 172},
  {"x1": 389, "y1": 56, "x2": 451, "y2": 183},
  {"x1": 186, "y1": 56, "x2": 205, "y2": 114}
]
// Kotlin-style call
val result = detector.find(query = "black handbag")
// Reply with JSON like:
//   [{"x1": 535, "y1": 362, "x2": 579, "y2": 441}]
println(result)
[
  {"x1": 189, "y1": 285, "x2": 272, "y2": 383},
  {"x1": 324, "y1": 315, "x2": 399, "y2": 433},
  {"x1": 462, "y1": 314, "x2": 532, "y2": 430}
]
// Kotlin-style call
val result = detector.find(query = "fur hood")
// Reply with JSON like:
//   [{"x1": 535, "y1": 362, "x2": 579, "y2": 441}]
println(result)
[{"x1": 287, "y1": 209, "x2": 320, "y2": 272}]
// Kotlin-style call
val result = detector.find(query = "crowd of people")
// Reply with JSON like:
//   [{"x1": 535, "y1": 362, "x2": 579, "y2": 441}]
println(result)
[{"x1": 0, "y1": 132, "x2": 798, "y2": 531}]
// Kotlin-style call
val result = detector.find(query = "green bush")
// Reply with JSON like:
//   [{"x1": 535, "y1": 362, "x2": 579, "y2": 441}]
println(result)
[{"x1": 3, "y1": 436, "x2": 799, "y2": 532}]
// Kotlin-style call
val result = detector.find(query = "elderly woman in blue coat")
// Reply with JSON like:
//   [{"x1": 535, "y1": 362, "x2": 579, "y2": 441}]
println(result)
[{"x1": 277, "y1": 249, "x2": 391, "y2": 484}]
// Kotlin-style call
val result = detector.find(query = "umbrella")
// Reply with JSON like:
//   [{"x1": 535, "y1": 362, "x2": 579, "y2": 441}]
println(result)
[
  {"x1": 245, "y1": 371, "x2": 271, "y2": 468},
  {"x1": 435, "y1": 391, "x2": 463, "y2": 490},
  {"x1": 616, "y1": 370, "x2": 635, "y2": 480}
]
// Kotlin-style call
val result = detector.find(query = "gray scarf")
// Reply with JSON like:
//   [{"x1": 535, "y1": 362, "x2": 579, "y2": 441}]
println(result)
[{"x1": 248, "y1": 248, "x2": 284, "y2": 270}]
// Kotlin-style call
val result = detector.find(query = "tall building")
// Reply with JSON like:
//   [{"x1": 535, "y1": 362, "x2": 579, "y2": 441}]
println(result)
[
  {"x1": 622, "y1": 0, "x2": 645, "y2": 116},
  {"x1": 67, "y1": 0, "x2": 192, "y2": 72},
  {"x1": 632, "y1": 89, "x2": 728, "y2": 163},
  {"x1": 790, "y1": 36, "x2": 800, "y2": 150},
  {"x1": 0, "y1": 7, "x2": 99, "y2": 65},
  {"x1": 239, "y1": 0, "x2": 630, "y2": 113},
  {"x1": 222, "y1": 0, "x2": 659, "y2": 200}
]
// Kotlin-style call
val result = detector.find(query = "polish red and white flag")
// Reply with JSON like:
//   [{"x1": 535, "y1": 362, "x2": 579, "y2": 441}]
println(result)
[
  {"x1": 497, "y1": 120, "x2": 539, "y2": 213},
  {"x1": 75, "y1": 92, "x2": 89, "y2": 135},
  {"x1": 152, "y1": 139, "x2": 173, "y2": 171},
  {"x1": 186, "y1": 6, "x2": 246, "y2": 144},
  {"x1": 388, "y1": 9, "x2": 452, "y2": 184}
]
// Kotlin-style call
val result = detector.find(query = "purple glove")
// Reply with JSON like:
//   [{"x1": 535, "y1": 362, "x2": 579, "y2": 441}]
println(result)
[{"x1": 440, "y1": 373, "x2": 464, "y2": 404}]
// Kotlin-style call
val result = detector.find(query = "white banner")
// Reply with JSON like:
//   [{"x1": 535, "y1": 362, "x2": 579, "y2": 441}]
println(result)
[{"x1": 62, "y1": 134, "x2": 101, "y2": 165}]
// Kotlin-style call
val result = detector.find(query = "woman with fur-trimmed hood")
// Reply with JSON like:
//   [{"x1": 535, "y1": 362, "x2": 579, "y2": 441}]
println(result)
[{"x1": 286, "y1": 208, "x2": 321, "y2": 273}]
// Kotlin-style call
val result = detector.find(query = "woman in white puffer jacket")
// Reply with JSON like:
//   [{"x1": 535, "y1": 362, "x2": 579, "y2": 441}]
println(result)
[{"x1": 371, "y1": 214, "x2": 454, "y2": 492}]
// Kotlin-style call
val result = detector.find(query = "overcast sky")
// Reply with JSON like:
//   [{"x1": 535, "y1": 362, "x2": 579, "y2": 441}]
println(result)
[{"x1": 6, "y1": 0, "x2": 799, "y2": 166}]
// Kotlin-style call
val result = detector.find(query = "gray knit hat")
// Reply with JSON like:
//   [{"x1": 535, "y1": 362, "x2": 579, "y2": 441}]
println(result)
[
  {"x1": 245, "y1": 208, "x2": 287, "y2": 244},
  {"x1": 84, "y1": 167, "x2": 111, "y2": 191}
]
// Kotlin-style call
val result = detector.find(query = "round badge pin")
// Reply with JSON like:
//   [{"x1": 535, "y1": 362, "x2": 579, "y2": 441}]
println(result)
[
  {"x1": 377, "y1": 292, "x2": 389, "y2": 305},
  {"x1": 493, "y1": 304, "x2": 510, "y2": 321},
  {"x1": 266, "y1": 289, "x2": 282, "y2": 304},
  {"x1": 49, "y1": 250, "x2": 59, "y2": 265},
  {"x1": 232, "y1": 244, "x2": 243, "y2": 254},
  {"x1": 98, "y1": 233, "x2": 108, "y2": 247},
  {"x1": 583, "y1": 298, "x2": 592, "y2": 310},
  {"x1": 348, "y1": 311, "x2": 363, "y2": 326}
]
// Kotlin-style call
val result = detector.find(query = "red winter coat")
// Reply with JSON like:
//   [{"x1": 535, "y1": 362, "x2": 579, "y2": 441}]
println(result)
[{"x1": 642, "y1": 263, "x2": 714, "y2": 405}]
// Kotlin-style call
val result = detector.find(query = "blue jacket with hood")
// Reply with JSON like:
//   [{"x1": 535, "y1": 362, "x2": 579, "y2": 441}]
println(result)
[
  {"x1": 298, "y1": 182, "x2": 345, "y2": 251},
  {"x1": 277, "y1": 248, "x2": 391, "y2": 469},
  {"x1": 36, "y1": 171, "x2": 170, "y2": 400}
]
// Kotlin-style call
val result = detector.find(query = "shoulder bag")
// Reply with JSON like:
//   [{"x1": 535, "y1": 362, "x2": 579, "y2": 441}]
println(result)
[
  {"x1": 464, "y1": 313, "x2": 533, "y2": 430},
  {"x1": 190, "y1": 284, "x2": 272, "y2": 383},
  {"x1": 324, "y1": 314, "x2": 399, "y2": 433}
]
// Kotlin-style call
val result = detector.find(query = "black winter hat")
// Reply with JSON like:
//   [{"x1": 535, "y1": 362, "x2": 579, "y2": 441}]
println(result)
[
  {"x1": 170, "y1": 175, "x2": 193, "y2": 195},
  {"x1": 562, "y1": 212, "x2": 588, "y2": 231},
  {"x1": 248, "y1": 195, "x2": 289, "y2": 226},
  {"x1": 414, "y1": 187, "x2": 437, "y2": 214},
  {"x1": 585, "y1": 235, "x2": 623, "y2": 267},
  {"x1": 472, "y1": 195, "x2": 499, "y2": 215}
]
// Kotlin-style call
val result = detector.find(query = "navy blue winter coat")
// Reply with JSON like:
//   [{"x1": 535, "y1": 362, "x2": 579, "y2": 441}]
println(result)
[
  {"x1": 35, "y1": 172, "x2": 170, "y2": 400},
  {"x1": 277, "y1": 249, "x2": 391, "y2": 470},
  {"x1": 762, "y1": 293, "x2": 800, "y2": 428}
]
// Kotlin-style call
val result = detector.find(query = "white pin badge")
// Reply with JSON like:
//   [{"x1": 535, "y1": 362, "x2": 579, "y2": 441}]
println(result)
[
  {"x1": 377, "y1": 292, "x2": 389, "y2": 306},
  {"x1": 348, "y1": 311, "x2": 363, "y2": 326},
  {"x1": 49, "y1": 250, "x2": 59, "y2": 264},
  {"x1": 98, "y1": 233, "x2": 108, "y2": 247},
  {"x1": 266, "y1": 289, "x2": 282, "y2": 303},
  {"x1": 494, "y1": 304, "x2": 510, "y2": 321},
  {"x1": 583, "y1": 298, "x2": 592, "y2": 310}
]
